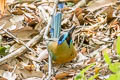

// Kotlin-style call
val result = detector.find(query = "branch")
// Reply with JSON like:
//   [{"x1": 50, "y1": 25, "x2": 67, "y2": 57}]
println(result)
[
  {"x1": 0, "y1": 34, "x2": 42, "y2": 65},
  {"x1": 69, "y1": 0, "x2": 86, "y2": 12},
  {"x1": 1, "y1": 29, "x2": 37, "y2": 54}
]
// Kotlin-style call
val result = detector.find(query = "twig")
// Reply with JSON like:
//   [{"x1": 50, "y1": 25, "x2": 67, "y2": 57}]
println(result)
[
  {"x1": 0, "y1": 34, "x2": 42, "y2": 65},
  {"x1": 89, "y1": 44, "x2": 112, "y2": 57},
  {"x1": 1, "y1": 29, "x2": 37, "y2": 54},
  {"x1": 46, "y1": 49, "x2": 52, "y2": 80},
  {"x1": 9, "y1": 0, "x2": 38, "y2": 6},
  {"x1": 68, "y1": 0, "x2": 86, "y2": 13},
  {"x1": 79, "y1": 35, "x2": 85, "y2": 48}
]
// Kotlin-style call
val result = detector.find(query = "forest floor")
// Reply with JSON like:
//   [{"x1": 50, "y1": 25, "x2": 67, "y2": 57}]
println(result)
[{"x1": 0, "y1": 0, "x2": 120, "y2": 80}]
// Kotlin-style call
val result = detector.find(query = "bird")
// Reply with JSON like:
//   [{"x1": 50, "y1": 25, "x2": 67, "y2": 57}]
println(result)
[{"x1": 48, "y1": 26, "x2": 77, "y2": 64}]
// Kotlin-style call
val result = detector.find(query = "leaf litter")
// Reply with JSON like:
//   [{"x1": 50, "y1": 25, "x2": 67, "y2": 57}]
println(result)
[{"x1": 0, "y1": 0, "x2": 120, "y2": 79}]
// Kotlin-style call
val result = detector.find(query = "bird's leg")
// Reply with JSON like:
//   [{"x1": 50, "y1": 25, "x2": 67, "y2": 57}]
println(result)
[
  {"x1": 48, "y1": 54, "x2": 52, "y2": 78},
  {"x1": 46, "y1": 49, "x2": 54, "y2": 80}
]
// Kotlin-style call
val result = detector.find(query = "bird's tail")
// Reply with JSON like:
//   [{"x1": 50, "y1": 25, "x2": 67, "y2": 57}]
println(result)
[
  {"x1": 50, "y1": 12, "x2": 62, "y2": 38},
  {"x1": 50, "y1": 3, "x2": 64, "y2": 38}
]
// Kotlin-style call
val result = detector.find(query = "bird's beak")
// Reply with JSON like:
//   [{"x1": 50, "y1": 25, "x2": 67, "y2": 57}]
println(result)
[{"x1": 68, "y1": 26, "x2": 75, "y2": 35}]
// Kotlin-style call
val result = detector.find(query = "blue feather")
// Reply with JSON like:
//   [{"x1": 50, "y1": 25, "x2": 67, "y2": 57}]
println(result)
[
  {"x1": 58, "y1": 33, "x2": 69, "y2": 45},
  {"x1": 58, "y1": 3, "x2": 64, "y2": 9},
  {"x1": 50, "y1": 28, "x2": 54, "y2": 37},
  {"x1": 58, "y1": 26, "x2": 75, "y2": 45},
  {"x1": 50, "y1": 12, "x2": 62, "y2": 38}
]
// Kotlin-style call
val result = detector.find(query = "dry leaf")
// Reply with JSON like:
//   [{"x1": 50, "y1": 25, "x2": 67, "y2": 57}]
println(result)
[
  {"x1": 86, "y1": 0, "x2": 117, "y2": 12},
  {"x1": 12, "y1": 8, "x2": 24, "y2": 15},
  {"x1": 24, "y1": 65, "x2": 35, "y2": 71},
  {"x1": 94, "y1": 67, "x2": 100, "y2": 74},
  {"x1": 0, "y1": 0, "x2": 6, "y2": 15},
  {"x1": 0, "y1": 77, "x2": 7, "y2": 80},
  {"x1": 15, "y1": 69, "x2": 43, "y2": 79},
  {"x1": 24, "y1": 53, "x2": 39, "y2": 62},
  {"x1": 80, "y1": 47, "x2": 87, "y2": 54},
  {"x1": 109, "y1": 18, "x2": 119, "y2": 29},
  {"x1": 7, "y1": 27, "x2": 39, "y2": 40},
  {"x1": 37, "y1": 49, "x2": 48, "y2": 61},
  {"x1": 113, "y1": 40, "x2": 116, "y2": 51},
  {"x1": 6, "y1": 0, "x2": 15, "y2": 4},
  {"x1": 3, "y1": 71, "x2": 17, "y2": 80},
  {"x1": 23, "y1": 77, "x2": 42, "y2": 80},
  {"x1": 43, "y1": 64, "x2": 48, "y2": 72},
  {"x1": 48, "y1": 0, "x2": 79, "y2": 3},
  {"x1": 0, "y1": 64, "x2": 13, "y2": 71},
  {"x1": 55, "y1": 72, "x2": 69, "y2": 79},
  {"x1": 87, "y1": 58, "x2": 96, "y2": 64},
  {"x1": 9, "y1": 43, "x2": 22, "y2": 53},
  {"x1": 0, "y1": 70, "x2": 5, "y2": 77},
  {"x1": 0, "y1": 15, "x2": 13, "y2": 30},
  {"x1": 10, "y1": 15, "x2": 24, "y2": 23},
  {"x1": 102, "y1": 6, "x2": 114, "y2": 22},
  {"x1": 102, "y1": 48, "x2": 111, "y2": 56},
  {"x1": 72, "y1": 14, "x2": 80, "y2": 26},
  {"x1": 75, "y1": 8, "x2": 84, "y2": 24},
  {"x1": 92, "y1": 38, "x2": 105, "y2": 45},
  {"x1": 77, "y1": 52, "x2": 88, "y2": 62},
  {"x1": 0, "y1": 15, "x2": 24, "y2": 30}
]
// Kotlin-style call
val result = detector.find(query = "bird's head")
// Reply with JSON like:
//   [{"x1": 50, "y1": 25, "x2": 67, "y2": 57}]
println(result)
[{"x1": 58, "y1": 26, "x2": 75, "y2": 45}]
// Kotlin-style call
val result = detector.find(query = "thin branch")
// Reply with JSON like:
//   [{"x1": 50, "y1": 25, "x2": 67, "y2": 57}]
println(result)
[
  {"x1": 1, "y1": 29, "x2": 37, "y2": 54},
  {"x1": 68, "y1": 0, "x2": 86, "y2": 13},
  {"x1": 0, "y1": 34, "x2": 42, "y2": 65},
  {"x1": 46, "y1": 49, "x2": 52, "y2": 80}
]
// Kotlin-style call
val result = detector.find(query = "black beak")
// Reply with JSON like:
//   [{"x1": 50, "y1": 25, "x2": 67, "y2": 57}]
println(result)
[{"x1": 68, "y1": 26, "x2": 75, "y2": 35}]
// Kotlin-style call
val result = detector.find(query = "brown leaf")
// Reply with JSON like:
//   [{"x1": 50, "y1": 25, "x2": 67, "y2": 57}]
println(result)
[
  {"x1": 74, "y1": 8, "x2": 84, "y2": 24},
  {"x1": 24, "y1": 65, "x2": 35, "y2": 71},
  {"x1": 59, "y1": 0, "x2": 79, "y2": 3},
  {"x1": 0, "y1": 15, "x2": 12, "y2": 29},
  {"x1": 8, "y1": 27, "x2": 39, "y2": 40},
  {"x1": 87, "y1": 58, "x2": 96, "y2": 64},
  {"x1": 0, "y1": 77, "x2": 7, "y2": 80},
  {"x1": 55, "y1": 72, "x2": 69, "y2": 79},
  {"x1": 94, "y1": 67, "x2": 100, "y2": 74},
  {"x1": 43, "y1": 64, "x2": 48, "y2": 72},
  {"x1": 109, "y1": 18, "x2": 119, "y2": 29},
  {"x1": 102, "y1": 6, "x2": 114, "y2": 22},
  {"x1": 51, "y1": 77, "x2": 56, "y2": 80},
  {"x1": 12, "y1": 8, "x2": 24, "y2": 15},
  {"x1": 113, "y1": 40, "x2": 116, "y2": 51},
  {"x1": 73, "y1": 0, "x2": 79, "y2": 4},
  {"x1": 0, "y1": 15, "x2": 24, "y2": 30},
  {"x1": 86, "y1": 0, "x2": 117, "y2": 12},
  {"x1": 80, "y1": 47, "x2": 87, "y2": 54},
  {"x1": 15, "y1": 69, "x2": 43, "y2": 79},
  {"x1": 0, "y1": 0, "x2": 6, "y2": 15},
  {"x1": 0, "y1": 64, "x2": 13, "y2": 71}
]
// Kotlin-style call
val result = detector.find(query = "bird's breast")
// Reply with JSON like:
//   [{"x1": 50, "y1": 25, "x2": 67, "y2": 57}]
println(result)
[{"x1": 48, "y1": 41, "x2": 77, "y2": 64}]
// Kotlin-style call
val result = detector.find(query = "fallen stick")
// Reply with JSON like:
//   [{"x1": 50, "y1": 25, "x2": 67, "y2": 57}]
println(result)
[
  {"x1": 1, "y1": 29, "x2": 37, "y2": 54},
  {"x1": 0, "y1": 34, "x2": 42, "y2": 65}
]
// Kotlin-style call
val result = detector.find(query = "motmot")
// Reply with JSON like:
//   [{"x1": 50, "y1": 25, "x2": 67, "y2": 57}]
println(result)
[{"x1": 48, "y1": 26, "x2": 77, "y2": 64}]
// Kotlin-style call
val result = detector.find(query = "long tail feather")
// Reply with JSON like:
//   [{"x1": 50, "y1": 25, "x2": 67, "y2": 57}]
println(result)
[
  {"x1": 51, "y1": 12, "x2": 62, "y2": 38},
  {"x1": 50, "y1": 2, "x2": 64, "y2": 38}
]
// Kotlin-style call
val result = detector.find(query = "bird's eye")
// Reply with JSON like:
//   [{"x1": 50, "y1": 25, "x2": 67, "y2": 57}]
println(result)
[{"x1": 59, "y1": 35, "x2": 64, "y2": 41}]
